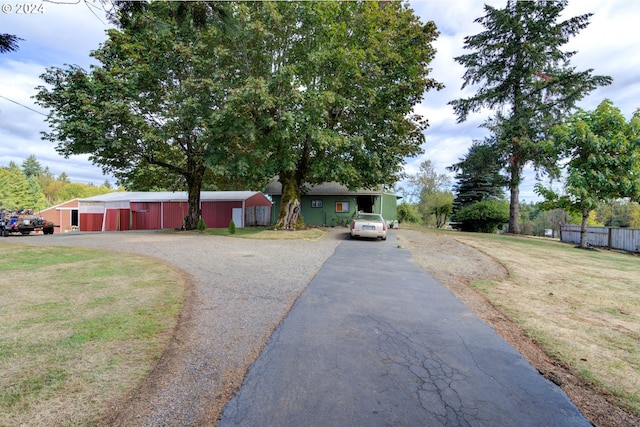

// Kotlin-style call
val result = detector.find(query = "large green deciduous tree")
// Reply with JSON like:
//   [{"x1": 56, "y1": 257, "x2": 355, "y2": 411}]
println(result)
[
  {"x1": 36, "y1": 2, "x2": 234, "y2": 229},
  {"x1": 207, "y1": 1, "x2": 442, "y2": 228},
  {"x1": 425, "y1": 191, "x2": 453, "y2": 229},
  {"x1": 535, "y1": 99, "x2": 640, "y2": 248},
  {"x1": 450, "y1": 0, "x2": 612, "y2": 234},
  {"x1": 36, "y1": 1, "x2": 440, "y2": 230},
  {"x1": 405, "y1": 160, "x2": 452, "y2": 228}
]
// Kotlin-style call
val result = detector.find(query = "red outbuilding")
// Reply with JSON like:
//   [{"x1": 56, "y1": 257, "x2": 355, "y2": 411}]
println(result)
[
  {"x1": 77, "y1": 191, "x2": 272, "y2": 232},
  {"x1": 36, "y1": 199, "x2": 80, "y2": 233}
]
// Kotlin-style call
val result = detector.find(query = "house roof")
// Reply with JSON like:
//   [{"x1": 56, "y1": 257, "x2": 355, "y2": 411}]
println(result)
[
  {"x1": 79, "y1": 191, "x2": 266, "y2": 203},
  {"x1": 264, "y1": 181, "x2": 398, "y2": 197}
]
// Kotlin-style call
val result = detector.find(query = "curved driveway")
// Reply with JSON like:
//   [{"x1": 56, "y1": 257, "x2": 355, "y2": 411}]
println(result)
[
  {"x1": 218, "y1": 232, "x2": 590, "y2": 427},
  {"x1": 2, "y1": 230, "x2": 342, "y2": 426},
  {"x1": 4, "y1": 229, "x2": 590, "y2": 426}
]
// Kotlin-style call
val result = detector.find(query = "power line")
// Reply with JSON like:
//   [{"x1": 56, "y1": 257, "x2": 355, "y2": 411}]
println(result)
[
  {"x1": 42, "y1": 0, "x2": 108, "y2": 26},
  {"x1": 0, "y1": 94, "x2": 47, "y2": 116},
  {"x1": 82, "y1": 0, "x2": 107, "y2": 26}
]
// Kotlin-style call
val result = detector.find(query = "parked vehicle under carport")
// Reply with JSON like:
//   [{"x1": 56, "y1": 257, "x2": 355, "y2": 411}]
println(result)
[{"x1": 350, "y1": 213, "x2": 387, "y2": 240}]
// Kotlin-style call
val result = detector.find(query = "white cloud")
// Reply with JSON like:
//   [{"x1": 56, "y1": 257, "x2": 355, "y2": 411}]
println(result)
[{"x1": 0, "y1": 2, "x2": 112, "y2": 185}]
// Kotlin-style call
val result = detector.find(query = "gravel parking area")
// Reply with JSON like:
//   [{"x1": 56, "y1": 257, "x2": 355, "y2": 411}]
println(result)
[{"x1": 3, "y1": 229, "x2": 344, "y2": 426}]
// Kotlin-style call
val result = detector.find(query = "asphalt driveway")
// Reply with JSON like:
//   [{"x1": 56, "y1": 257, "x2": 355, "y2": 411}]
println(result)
[{"x1": 218, "y1": 232, "x2": 591, "y2": 427}]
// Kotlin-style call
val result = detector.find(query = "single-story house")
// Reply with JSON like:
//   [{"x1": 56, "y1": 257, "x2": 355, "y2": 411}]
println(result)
[
  {"x1": 77, "y1": 191, "x2": 272, "y2": 232},
  {"x1": 264, "y1": 181, "x2": 400, "y2": 227},
  {"x1": 36, "y1": 199, "x2": 80, "y2": 233}
]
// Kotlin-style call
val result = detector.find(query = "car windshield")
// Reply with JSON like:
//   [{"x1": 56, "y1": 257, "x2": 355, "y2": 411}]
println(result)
[{"x1": 356, "y1": 214, "x2": 382, "y2": 221}]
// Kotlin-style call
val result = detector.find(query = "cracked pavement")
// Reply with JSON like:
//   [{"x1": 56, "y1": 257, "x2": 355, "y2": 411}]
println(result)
[{"x1": 217, "y1": 231, "x2": 592, "y2": 427}]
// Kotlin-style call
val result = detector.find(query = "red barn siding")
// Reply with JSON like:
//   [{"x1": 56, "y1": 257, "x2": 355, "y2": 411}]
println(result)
[
  {"x1": 37, "y1": 199, "x2": 79, "y2": 232},
  {"x1": 80, "y1": 213, "x2": 103, "y2": 232},
  {"x1": 246, "y1": 193, "x2": 272, "y2": 207},
  {"x1": 104, "y1": 209, "x2": 118, "y2": 231},
  {"x1": 120, "y1": 209, "x2": 130, "y2": 230},
  {"x1": 201, "y1": 201, "x2": 241, "y2": 228},
  {"x1": 163, "y1": 202, "x2": 189, "y2": 229},
  {"x1": 131, "y1": 202, "x2": 161, "y2": 230},
  {"x1": 104, "y1": 209, "x2": 130, "y2": 231}
]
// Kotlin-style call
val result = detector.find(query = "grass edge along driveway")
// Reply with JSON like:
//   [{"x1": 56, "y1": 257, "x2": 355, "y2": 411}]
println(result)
[
  {"x1": 0, "y1": 244, "x2": 185, "y2": 426},
  {"x1": 448, "y1": 231, "x2": 640, "y2": 419}
]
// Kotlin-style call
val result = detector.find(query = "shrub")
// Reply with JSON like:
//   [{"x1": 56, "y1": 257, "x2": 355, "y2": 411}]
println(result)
[
  {"x1": 455, "y1": 199, "x2": 509, "y2": 233},
  {"x1": 228, "y1": 219, "x2": 236, "y2": 234},
  {"x1": 396, "y1": 202, "x2": 421, "y2": 223},
  {"x1": 197, "y1": 217, "x2": 206, "y2": 232}
]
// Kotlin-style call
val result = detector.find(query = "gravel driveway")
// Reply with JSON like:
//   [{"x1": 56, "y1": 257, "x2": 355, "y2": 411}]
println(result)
[{"x1": 4, "y1": 229, "x2": 344, "y2": 426}]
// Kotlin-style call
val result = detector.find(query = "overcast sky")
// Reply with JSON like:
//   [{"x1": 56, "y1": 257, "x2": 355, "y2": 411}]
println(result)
[{"x1": 1, "y1": 1, "x2": 639, "y2": 200}]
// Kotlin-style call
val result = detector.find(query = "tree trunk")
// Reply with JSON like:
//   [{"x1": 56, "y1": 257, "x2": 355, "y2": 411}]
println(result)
[
  {"x1": 184, "y1": 166, "x2": 205, "y2": 230},
  {"x1": 579, "y1": 206, "x2": 590, "y2": 249},
  {"x1": 435, "y1": 208, "x2": 447, "y2": 229},
  {"x1": 274, "y1": 171, "x2": 304, "y2": 229},
  {"x1": 508, "y1": 180, "x2": 520, "y2": 234}
]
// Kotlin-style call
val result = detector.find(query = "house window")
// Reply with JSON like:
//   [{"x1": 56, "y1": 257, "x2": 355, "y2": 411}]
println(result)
[
  {"x1": 311, "y1": 199, "x2": 323, "y2": 208},
  {"x1": 335, "y1": 201, "x2": 350, "y2": 213}
]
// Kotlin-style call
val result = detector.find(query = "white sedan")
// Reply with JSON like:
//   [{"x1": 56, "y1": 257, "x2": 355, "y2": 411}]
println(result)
[{"x1": 350, "y1": 213, "x2": 387, "y2": 240}]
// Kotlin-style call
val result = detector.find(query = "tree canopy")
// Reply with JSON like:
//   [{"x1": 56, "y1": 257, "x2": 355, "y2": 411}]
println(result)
[
  {"x1": 0, "y1": 164, "x2": 31, "y2": 210},
  {"x1": 403, "y1": 160, "x2": 452, "y2": 227},
  {"x1": 206, "y1": 1, "x2": 443, "y2": 228},
  {"x1": 535, "y1": 99, "x2": 640, "y2": 248},
  {"x1": 36, "y1": 1, "x2": 441, "y2": 230},
  {"x1": 450, "y1": 0, "x2": 611, "y2": 234},
  {"x1": 36, "y1": 2, "x2": 237, "y2": 229},
  {"x1": 455, "y1": 198, "x2": 510, "y2": 233}
]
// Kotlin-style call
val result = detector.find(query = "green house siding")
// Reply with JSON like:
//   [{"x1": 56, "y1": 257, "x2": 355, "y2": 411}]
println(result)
[
  {"x1": 304, "y1": 195, "x2": 358, "y2": 226},
  {"x1": 380, "y1": 193, "x2": 399, "y2": 221},
  {"x1": 270, "y1": 193, "x2": 398, "y2": 227}
]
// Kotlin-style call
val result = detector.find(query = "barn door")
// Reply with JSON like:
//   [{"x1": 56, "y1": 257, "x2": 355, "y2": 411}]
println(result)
[{"x1": 232, "y1": 208, "x2": 243, "y2": 228}]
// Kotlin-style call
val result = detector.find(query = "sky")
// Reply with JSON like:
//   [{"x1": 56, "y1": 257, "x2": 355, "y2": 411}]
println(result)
[{"x1": 1, "y1": 1, "x2": 639, "y2": 200}]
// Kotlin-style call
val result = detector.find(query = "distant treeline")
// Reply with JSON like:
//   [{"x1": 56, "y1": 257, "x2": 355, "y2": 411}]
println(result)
[{"x1": 0, "y1": 155, "x2": 115, "y2": 211}]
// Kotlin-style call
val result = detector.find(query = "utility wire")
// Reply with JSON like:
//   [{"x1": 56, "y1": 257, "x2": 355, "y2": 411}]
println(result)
[
  {"x1": 42, "y1": 0, "x2": 108, "y2": 26},
  {"x1": 0, "y1": 94, "x2": 48, "y2": 116},
  {"x1": 82, "y1": 0, "x2": 107, "y2": 26}
]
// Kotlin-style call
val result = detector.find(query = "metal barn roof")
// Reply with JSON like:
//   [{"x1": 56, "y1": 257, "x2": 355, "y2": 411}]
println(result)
[{"x1": 79, "y1": 191, "x2": 267, "y2": 203}]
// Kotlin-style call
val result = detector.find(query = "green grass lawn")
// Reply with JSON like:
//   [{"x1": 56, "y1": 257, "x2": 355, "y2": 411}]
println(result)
[
  {"x1": 198, "y1": 226, "x2": 327, "y2": 240},
  {"x1": 445, "y1": 231, "x2": 640, "y2": 417},
  {"x1": 0, "y1": 244, "x2": 185, "y2": 426}
]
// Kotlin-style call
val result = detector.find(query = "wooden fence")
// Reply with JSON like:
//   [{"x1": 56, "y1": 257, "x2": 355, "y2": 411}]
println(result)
[
  {"x1": 560, "y1": 225, "x2": 640, "y2": 252},
  {"x1": 245, "y1": 206, "x2": 271, "y2": 227}
]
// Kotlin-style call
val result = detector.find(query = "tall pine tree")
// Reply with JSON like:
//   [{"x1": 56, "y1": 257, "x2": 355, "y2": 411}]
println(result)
[{"x1": 450, "y1": 0, "x2": 611, "y2": 233}]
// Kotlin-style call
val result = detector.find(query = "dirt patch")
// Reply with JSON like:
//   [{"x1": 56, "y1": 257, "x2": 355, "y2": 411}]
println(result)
[{"x1": 395, "y1": 228, "x2": 640, "y2": 427}]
